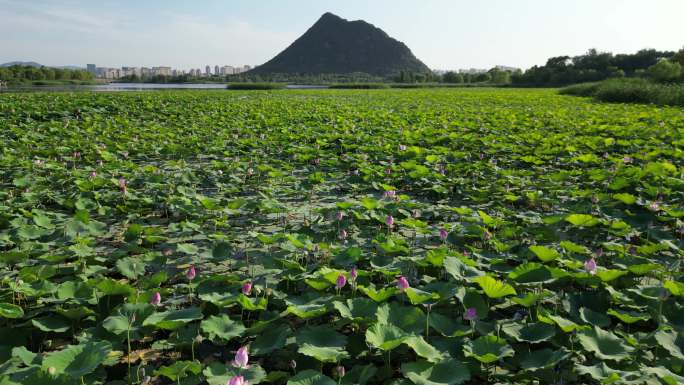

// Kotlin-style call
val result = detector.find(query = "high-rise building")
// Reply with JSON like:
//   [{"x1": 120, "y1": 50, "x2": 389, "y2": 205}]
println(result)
[
  {"x1": 205, "y1": 66, "x2": 211, "y2": 76},
  {"x1": 214, "y1": 65, "x2": 219, "y2": 76},
  {"x1": 87, "y1": 64, "x2": 96, "y2": 74}
]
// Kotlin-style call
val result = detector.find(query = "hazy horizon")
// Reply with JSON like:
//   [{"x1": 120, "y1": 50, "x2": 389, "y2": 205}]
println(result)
[{"x1": 1, "y1": 0, "x2": 682, "y2": 71}]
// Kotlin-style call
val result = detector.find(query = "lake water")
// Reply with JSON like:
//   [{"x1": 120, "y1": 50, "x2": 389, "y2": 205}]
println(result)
[{"x1": 0, "y1": 83, "x2": 329, "y2": 92}]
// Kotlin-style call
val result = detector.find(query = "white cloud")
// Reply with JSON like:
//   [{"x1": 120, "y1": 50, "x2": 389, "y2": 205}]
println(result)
[{"x1": 0, "y1": 0, "x2": 296, "y2": 68}]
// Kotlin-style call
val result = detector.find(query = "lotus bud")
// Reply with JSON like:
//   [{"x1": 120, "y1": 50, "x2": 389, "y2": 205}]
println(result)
[
  {"x1": 233, "y1": 346, "x2": 249, "y2": 369},
  {"x1": 150, "y1": 292, "x2": 161, "y2": 306},
  {"x1": 439, "y1": 228, "x2": 448, "y2": 241},
  {"x1": 336, "y1": 274, "x2": 347, "y2": 289},
  {"x1": 186, "y1": 266, "x2": 196, "y2": 281},
  {"x1": 584, "y1": 258, "x2": 597, "y2": 275},
  {"x1": 242, "y1": 281, "x2": 253, "y2": 296},
  {"x1": 464, "y1": 307, "x2": 478, "y2": 321},
  {"x1": 350, "y1": 266, "x2": 358, "y2": 281},
  {"x1": 386, "y1": 215, "x2": 394, "y2": 228},
  {"x1": 396, "y1": 276, "x2": 409, "y2": 291}
]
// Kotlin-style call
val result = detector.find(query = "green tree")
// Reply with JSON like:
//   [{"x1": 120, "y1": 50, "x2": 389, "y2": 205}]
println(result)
[{"x1": 647, "y1": 60, "x2": 682, "y2": 83}]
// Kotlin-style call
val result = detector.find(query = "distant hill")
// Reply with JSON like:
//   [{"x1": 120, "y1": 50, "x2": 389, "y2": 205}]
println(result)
[
  {"x1": 1, "y1": 61, "x2": 84, "y2": 70},
  {"x1": 250, "y1": 12, "x2": 430, "y2": 76},
  {"x1": 1, "y1": 61, "x2": 44, "y2": 68}
]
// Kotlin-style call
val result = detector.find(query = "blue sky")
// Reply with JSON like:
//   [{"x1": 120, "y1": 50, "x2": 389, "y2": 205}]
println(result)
[{"x1": 1, "y1": 0, "x2": 682, "y2": 70}]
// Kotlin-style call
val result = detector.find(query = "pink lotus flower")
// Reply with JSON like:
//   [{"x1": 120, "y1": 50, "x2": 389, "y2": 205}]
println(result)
[
  {"x1": 118, "y1": 177, "x2": 126, "y2": 189},
  {"x1": 150, "y1": 292, "x2": 161, "y2": 306},
  {"x1": 242, "y1": 282, "x2": 253, "y2": 296},
  {"x1": 649, "y1": 202, "x2": 661, "y2": 212},
  {"x1": 464, "y1": 307, "x2": 477, "y2": 321},
  {"x1": 336, "y1": 365, "x2": 346, "y2": 378},
  {"x1": 228, "y1": 375, "x2": 247, "y2": 385},
  {"x1": 623, "y1": 156, "x2": 633, "y2": 164},
  {"x1": 350, "y1": 266, "x2": 358, "y2": 281},
  {"x1": 383, "y1": 190, "x2": 396, "y2": 199},
  {"x1": 396, "y1": 276, "x2": 409, "y2": 291},
  {"x1": 233, "y1": 346, "x2": 249, "y2": 369},
  {"x1": 399, "y1": 144, "x2": 407, "y2": 151},
  {"x1": 336, "y1": 274, "x2": 347, "y2": 289},
  {"x1": 339, "y1": 229, "x2": 348, "y2": 240},
  {"x1": 439, "y1": 228, "x2": 448, "y2": 241},
  {"x1": 386, "y1": 215, "x2": 395, "y2": 228},
  {"x1": 89, "y1": 171, "x2": 97, "y2": 179},
  {"x1": 186, "y1": 266, "x2": 196, "y2": 281},
  {"x1": 584, "y1": 258, "x2": 597, "y2": 275},
  {"x1": 336, "y1": 211, "x2": 345, "y2": 221}
]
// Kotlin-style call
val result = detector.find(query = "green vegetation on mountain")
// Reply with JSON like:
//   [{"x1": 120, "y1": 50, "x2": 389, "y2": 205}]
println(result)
[{"x1": 249, "y1": 12, "x2": 430, "y2": 76}]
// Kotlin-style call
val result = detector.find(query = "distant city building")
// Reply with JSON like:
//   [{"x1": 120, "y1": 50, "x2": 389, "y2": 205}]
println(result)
[
  {"x1": 220, "y1": 65, "x2": 234, "y2": 75},
  {"x1": 152, "y1": 66, "x2": 172, "y2": 76},
  {"x1": 87, "y1": 63, "x2": 253, "y2": 79},
  {"x1": 458, "y1": 68, "x2": 488, "y2": 75},
  {"x1": 494, "y1": 65, "x2": 520, "y2": 72}
]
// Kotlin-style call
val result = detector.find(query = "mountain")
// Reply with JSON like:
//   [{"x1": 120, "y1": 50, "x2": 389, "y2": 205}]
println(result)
[
  {"x1": 1, "y1": 61, "x2": 44, "y2": 68},
  {"x1": 0, "y1": 61, "x2": 84, "y2": 70},
  {"x1": 250, "y1": 12, "x2": 430, "y2": 76}
]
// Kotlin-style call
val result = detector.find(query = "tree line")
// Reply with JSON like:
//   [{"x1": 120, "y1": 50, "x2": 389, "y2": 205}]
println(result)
[
  {"x1": 0, "y1": 65, "x2": 95, "y2": 83},
  {"x1": 511, "y1": 48, "x2": 684, "y2": 86}
]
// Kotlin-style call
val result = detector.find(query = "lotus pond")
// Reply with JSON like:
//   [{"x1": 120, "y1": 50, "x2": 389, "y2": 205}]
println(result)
[{"x1": 1, "y1": 88, "x2": 684, "y2": 385}]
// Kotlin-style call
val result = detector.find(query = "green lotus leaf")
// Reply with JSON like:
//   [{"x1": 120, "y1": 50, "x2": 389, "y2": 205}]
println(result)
[
  {"x1": 519, "y1": 348, "x2": 571, "y2": 370},
  {"x1": 654, "y1": 329, "x2": 684, "y2": 359},
  {"x1": 250, "y1": 323, "x2": 291, "y2": 356},
  {"x1": 366, "y1": 323, "x2": 408, "y2": 351},
  {"x1": 429, "y1": 312, "x2": 472, "y2": 337},
  {"x1": 546, "y1": 314, "x2": 588, "y2": 333},
  {"x1": 237, "y1": 294, "x2": 268, "y2": 311},
  {"x1": 606, "y1": 308, "x2": 649, "y2": 324},
  {"x1": 579, "y1": 307, "x2": 611, "y2": 328},
  {"x1": 406, "y1": 288, "x2": 439, "y2": 305},
  {"x1": 333, "y1": 298, "x2": 378, "y2": 320},
  {"x1": 31, "y1": 315, "x2": 71, "y2": 332},
  {"x1": 0, "y1": 303, "x2": 24, "y2": 319},
  {"x1": 401, "y1": 359, "x2": 470, "y2": 385},
  {"x1": 154, "y1": 360, "x2": 202, "y2": 381},
  {"x1": 142, "y1": 307, "x2": 203, "y2": 330},
  {"x1": 297, "y1": 325, "x2": 348, "y2": 362},
  {"x1": 596, "y1": 269, "x2": 627, "y2": 282},
  {"x1": 42, "y1": 341, "x2": 112, "y2": 378},
  {"x1": 529, "y1": 245, "x2": 560, "y2": 262},
  {"x1": 403, "y1": 335, "x2": 444, "y2": 362},
  {"x1": 577, "y1": 326, "x2": 635, "y2": 361},
  {"x1": 508, "y1": 262, "x2": 552, "y2": 283},
  {"x1": 340, "y1": 364, "x2": 377, "y2": 385},
  {"x1": 664, "y1": 280, "x2": 684, "y2": 296},
  {"x1": 559, "y1": 240, "x2": 590, "y2": 255},
  {"x1": 287, "y1": 370, "x2": 336, "y2": 385},
  {"x1": 471, "y1": 276, "x2": 516, "y2": 298},
  {"x1": 463, "y1": 334, "x2": 514, "y2": 364},
  {"x1": 640, "y1": 365, "x2": 684, "y2": 385},
  {"x1": 444, "y1": 256, "x2": 483, "y2": 280},
  {"x1": 576, "y1": 362, "x2": 642, "y2": 384},
  {"x1": 613, "y1": 193, "x2": 637, "y2": 205},
  {"x1": 501, "y1": 322, "x2": 555, "y2": 343},
  {"x1": 565, "y1": 214, "x2": 600, "y2": 227},
  {"x1": 115, "y1": 257, "x2": 146, "y2": 280},
  {"x1": 200, "y1": 314, "x2": 246, "y2": 342},
  {"x1": 359, "y1": 285, "x2": 399, "y2": 303}
]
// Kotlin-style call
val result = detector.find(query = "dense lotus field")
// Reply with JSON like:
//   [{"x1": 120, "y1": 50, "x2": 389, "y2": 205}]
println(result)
[{"x1": 1, "y1": 88, "x2": 684, "y2": 385}]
